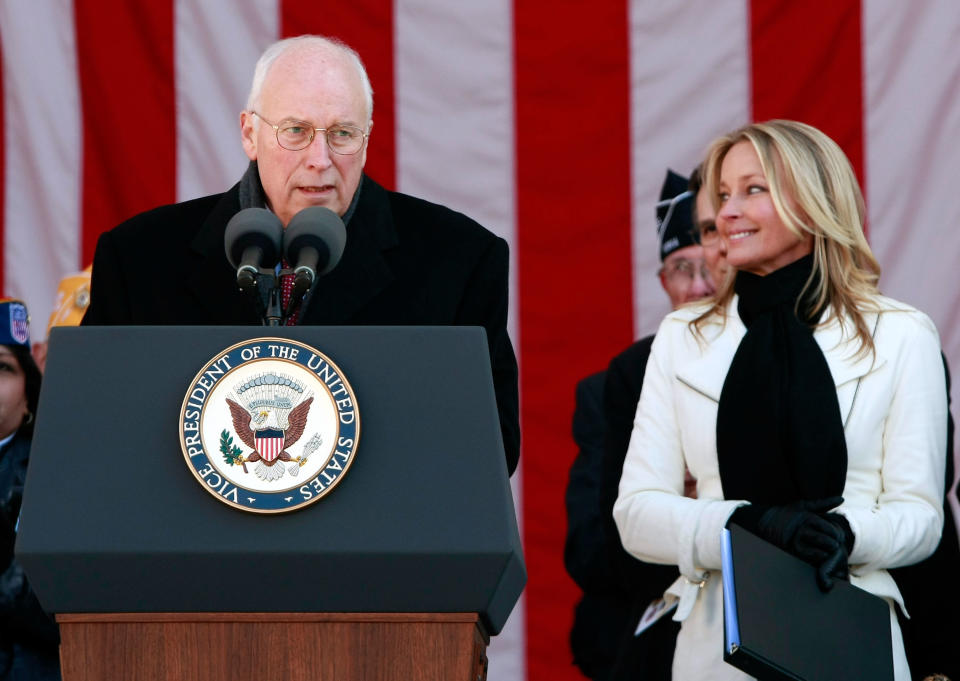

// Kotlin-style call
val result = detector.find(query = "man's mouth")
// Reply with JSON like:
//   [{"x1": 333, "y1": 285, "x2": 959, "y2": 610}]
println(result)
[{"x1": 298, "y1": 185, "x2": 334, "y2": 194}]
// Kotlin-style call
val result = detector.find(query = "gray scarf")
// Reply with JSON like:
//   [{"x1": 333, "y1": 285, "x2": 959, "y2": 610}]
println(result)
[
  {"x1": 236, "y1": 161, "x2": 360, "y2": 323},
  {"x1": 237, "y1": 160, "x2": 362, "y2": 224}
]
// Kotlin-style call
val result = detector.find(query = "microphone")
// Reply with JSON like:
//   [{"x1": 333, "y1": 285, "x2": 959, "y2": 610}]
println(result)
[
  {"x1": 224, "y1": 208, "x2": 284, "y2": 289},
  {"x1": 283, "y1": 207, "x2": 347, "y2": 293}
]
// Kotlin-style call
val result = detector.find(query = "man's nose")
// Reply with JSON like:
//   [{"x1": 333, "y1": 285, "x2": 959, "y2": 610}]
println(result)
[
  {"x1": 688, "y1": 266, "x2": 715, "y2": 299},
  {"x1": 304, "y1": 133, "x2": 333, "y2": 169}
]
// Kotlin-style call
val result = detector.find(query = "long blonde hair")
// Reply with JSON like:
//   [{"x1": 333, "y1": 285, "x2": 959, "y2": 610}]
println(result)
[{"x1": 694, "y1": 120, "x2": 881, "y2": 355}]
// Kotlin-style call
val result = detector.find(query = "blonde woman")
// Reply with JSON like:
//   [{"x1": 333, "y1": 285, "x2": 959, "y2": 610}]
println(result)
[{"x1": 613, "y1": 120, "x2": 946, "y2": 680}]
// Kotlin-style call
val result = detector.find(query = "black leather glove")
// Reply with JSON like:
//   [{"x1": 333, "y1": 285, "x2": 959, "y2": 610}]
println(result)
[
  {"x1": 813, "y1": 512, "x2": 854, "y2": 591},
  {"x1": 729, "y1": 496, "x2": 853, "y2": 592}
]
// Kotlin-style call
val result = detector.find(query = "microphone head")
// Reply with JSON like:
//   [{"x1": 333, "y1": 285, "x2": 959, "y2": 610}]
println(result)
[
  {"x1": 224, "y1": 208, "x2": 284, "y2": 270},
  {"x1": 283, "y1": 206, "x2": 347, "y2": 277}
]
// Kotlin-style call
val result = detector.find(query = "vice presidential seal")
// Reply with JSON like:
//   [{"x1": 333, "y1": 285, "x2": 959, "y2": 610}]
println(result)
[{"x1": 179, "y1": 338, "x2": 360, "y2": 513}]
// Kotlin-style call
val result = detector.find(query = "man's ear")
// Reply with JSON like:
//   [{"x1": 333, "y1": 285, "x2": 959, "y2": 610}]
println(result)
[
  {"x1": 240, "y1": 110, "x2": 257, "y2": 161},
  {"x1": 358, "y1": 118, "x2": 373, "y2": 168}
]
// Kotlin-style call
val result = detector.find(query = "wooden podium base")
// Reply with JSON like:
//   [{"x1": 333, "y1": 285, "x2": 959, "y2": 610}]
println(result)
[{"x1": 57, "y1": 612, "x2": 488, "y2": 681}]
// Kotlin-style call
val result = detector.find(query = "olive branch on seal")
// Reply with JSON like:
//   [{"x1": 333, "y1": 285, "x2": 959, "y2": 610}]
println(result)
[{"x1": 220, "y1": 430, "x2": 248, "y2": 472}]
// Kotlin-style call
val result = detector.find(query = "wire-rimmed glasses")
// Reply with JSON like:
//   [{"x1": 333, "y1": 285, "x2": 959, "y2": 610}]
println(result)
[
  {"x1": 251, "y1": 111, "x2": 369, "y2": 155},
  {"x1": 661, "y1": 258, "x2": 712, "y2": 283}
]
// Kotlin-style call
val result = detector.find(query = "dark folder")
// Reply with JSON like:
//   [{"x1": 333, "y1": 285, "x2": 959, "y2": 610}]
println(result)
[{"x1": 721, "y1": 524, "x2": 893, "y2": 681}]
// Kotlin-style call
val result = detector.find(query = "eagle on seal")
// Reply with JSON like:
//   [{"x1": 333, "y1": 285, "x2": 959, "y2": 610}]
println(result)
[{"x1": 225, "y1": 397, "x2": 313, "y2": 482}]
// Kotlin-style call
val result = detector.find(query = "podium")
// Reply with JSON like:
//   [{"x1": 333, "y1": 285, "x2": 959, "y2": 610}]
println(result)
[{"x1": 16, "y1": 326, "x2": 525, "y2": 681}]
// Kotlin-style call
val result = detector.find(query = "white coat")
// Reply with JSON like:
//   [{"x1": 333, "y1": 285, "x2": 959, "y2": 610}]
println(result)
[{"x1": 613, "y1": 294, "x2": 947, "y2": 681}]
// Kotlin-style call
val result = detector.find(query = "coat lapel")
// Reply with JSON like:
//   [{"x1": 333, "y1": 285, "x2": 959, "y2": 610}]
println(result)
[
  {"x1": 300, "y1": 176, "x2": 398, "y2": 325},
  {"x1": 814, "y1": 310, "x2": 885, "y2": 425},
  {"x1": 674, "y1": 298, "x2": 884, "y2": 427},
  {"x1": 675, "y1": 308, "x2": 745, "y2": 403},
  {"x1": 185, "y1": 184, "x2": 261, "y2": 324}
]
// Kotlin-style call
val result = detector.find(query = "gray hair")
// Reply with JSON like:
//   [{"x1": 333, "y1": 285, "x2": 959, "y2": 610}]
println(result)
[{"x1": 246, "y1": 35, "x2": 374, "y2": 124}]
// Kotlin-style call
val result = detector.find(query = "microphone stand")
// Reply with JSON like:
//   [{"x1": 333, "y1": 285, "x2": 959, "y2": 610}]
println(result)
[
  {"x1": 240, "y1": 270, "x2": 283, "y2": 326},
  {"x1": 242, "y1": 266, "x2": 313, "y2": 326},
  {"x1": 264, "y1": 274, "x2": 283, "y2": 326},
  {"x1": 282, "y1": 272, "x2": 313, "y2": 322}
]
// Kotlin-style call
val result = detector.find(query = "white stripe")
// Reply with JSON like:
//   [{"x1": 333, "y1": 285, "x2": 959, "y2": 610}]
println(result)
[
  {"x1": 394, "y1": 3, "x2": 524, "y2": 679},
  {"x1": 175, "y1": 0, "x2": 278, "y2": 201},
  {"x1": 0, "y1": 0, "x2": 82, "y2": 337},
  {"x1": 628, "y1": 0, "x2": 750, "y2": 338},
  {"x1": 863, "y1": 0, "x2": 960, "y2": 512},
  {"x1": 394, "y1": 0, "x2": 519, "y2": 343}
]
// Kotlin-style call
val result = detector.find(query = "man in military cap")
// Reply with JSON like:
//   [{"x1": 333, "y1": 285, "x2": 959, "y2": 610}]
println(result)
[{"x1": 655, "y1": 169, "x2": 716, "y2": 307}]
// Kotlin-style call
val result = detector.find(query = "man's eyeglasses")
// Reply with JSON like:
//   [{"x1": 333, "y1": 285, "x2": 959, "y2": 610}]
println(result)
[
  {"x1": 661, "y1": 258, "x2": 711, "y2": 283},
  {"x1": 251, "y1": 111, "x2": 369, "y2": 155}
]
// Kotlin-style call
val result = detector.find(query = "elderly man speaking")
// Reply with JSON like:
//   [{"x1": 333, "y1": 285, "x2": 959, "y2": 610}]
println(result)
[{"x1": 82, "y1": 35, "x2": 520, "y2": 475}]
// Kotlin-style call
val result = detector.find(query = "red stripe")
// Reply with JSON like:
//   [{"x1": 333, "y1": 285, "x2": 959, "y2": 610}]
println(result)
[
  {"x1": 281, "y1": 0, "x2": 396, "y2": 190},
  {"x1": 515, "y1": 3, "x2": 634, "y2": 679},
  {"x1": 750, "y1": 0, "x2": 865, "y2": 191},
  {"x1": 74, "y1": 1, "x2": 176, "y2": 266},
  {"x1": 0, "y1": 33, "x2": 5, "y2": 296}
]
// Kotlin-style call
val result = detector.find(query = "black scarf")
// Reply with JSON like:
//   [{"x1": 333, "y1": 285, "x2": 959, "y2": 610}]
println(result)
[{"x1": 716, "y1": 256, "x2": 847, "y2": 504}]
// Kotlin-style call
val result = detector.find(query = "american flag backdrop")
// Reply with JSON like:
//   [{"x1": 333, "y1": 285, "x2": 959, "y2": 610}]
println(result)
[{"x1": 3, "y1": 1, "x2": 960, "y2": 680}]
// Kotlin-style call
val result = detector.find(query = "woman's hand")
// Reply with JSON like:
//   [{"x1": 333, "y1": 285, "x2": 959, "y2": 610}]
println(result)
[{"x1": 729, "y1": 496, "x2": 855, "y2": 591}]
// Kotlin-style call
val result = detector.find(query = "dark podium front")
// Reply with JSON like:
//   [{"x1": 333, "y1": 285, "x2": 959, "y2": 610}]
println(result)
[{"x1": 17, "y1": 326, "x2": 525, "y2": 681}]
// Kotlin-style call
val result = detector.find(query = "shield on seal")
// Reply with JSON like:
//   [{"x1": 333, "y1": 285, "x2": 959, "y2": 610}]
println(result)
[{"x1": 254, "y1": 428, "x2": 285, "y2": 462}]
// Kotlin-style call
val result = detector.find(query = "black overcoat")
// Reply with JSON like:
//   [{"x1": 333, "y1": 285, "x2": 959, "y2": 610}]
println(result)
[{"x1": 82, "y1": 175, "x2": 520, "y2": 474}]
